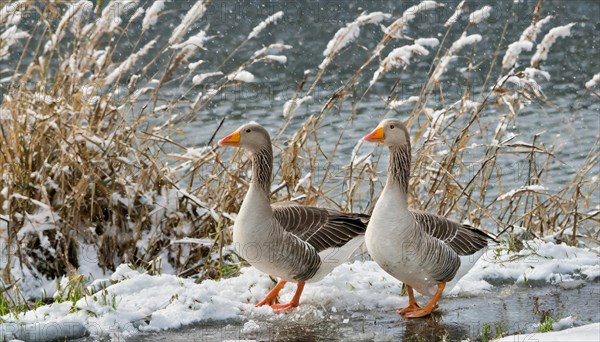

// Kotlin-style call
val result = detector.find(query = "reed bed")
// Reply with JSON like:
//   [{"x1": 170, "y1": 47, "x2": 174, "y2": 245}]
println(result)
[{"x1": 0, "y1": 0, "x2": 597, "y2": 313}]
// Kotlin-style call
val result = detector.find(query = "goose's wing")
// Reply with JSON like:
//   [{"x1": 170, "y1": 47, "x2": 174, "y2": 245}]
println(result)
[
  {"x1": 272, "y1": 202, "x2": 368, "y2": 253},
  {"x1": 412, "y1": 211, "x2": 493, "y2": 256}
]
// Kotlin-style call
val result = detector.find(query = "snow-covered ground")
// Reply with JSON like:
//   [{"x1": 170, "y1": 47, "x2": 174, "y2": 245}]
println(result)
[
  {"x1": 497, "y1": 323, "x2": 600, "y2": 342},
  {"x1": 1, "y1": 238, "x2": 598, "y2": 341}
]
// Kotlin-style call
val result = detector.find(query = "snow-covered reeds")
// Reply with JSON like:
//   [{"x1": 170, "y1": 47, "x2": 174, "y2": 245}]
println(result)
[
  {"x1": 256, "y1": 55, "x2": 287, "y2": 64},
  {"x1": 168, "y1": 0, "x2": 207, "y2": 45},
  {"x1": 502, "y1": 40, "x2": 534, "y2": 71},
  {"x1": 44, "y1": 1, "x2": 91, "y2": 53},
  {"x1": 104, "y1": 40, "x2": 156, "y2": 86},
  {"x1": 192, "y1": 72, "x2": 223, "y2": 85},
  {"x1": 370, "y1": 44, "x2": 430, "y2": 85},
  {"x1": 429, "y1": 3, "x2": 492, "y2": 82},
  {"x1": 468, "y1": 5, "x2": 492, "y2": 25},
  {"x1": 227, "y1": 70, "x2": 255, "y2": 83},
  {"x1": 432, "y1": 33, "x2": 482, "y2": 82},
  {"x1": 444, "y1": 0, "x2": 465, "y2": 27},
  {"x1": 142, "y1": 0, "x2": 165, "y2": 32},
  {"x1": 0, "y1": 25, "x2": 29, "y2": 59},
  {"x1": 501, "y1": 5, "x2": 547, "y2": 71},
  {"x1": 585, "y1": 73, "x2": 600, "y2": 89},
  {"x1": 374, "y1": 1, "x2": 442, "y2": 56},
  {"x1": 520, "y1": 15, "x2": 554, "y2": 42},
  {"x1": 530, "y1": 23, "x2": 577, "y2": 68},
  {"x1": 171, "y1": 30, "x2": 213, "y2": 61},
  {"x1": 251, "y1": 43, "x2": 293, "y2": 59},
  {"x1": 319, "y1": 11, "x2": 391, "y2": 69},
  {"x1": 0, "y1": 0, "x2": 27, "y2": 25},
  {"x1": 248, "y1": 11, "x2": 284, "y2": 39},
  {"x1": 86, "y1": 0, "x2": 140, "y2": 41}
]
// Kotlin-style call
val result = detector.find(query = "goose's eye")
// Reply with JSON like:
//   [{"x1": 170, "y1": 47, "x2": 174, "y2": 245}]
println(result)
[
  {"x1": 390, "y1": 125, "x2": 395, "y2": 129},
  {"x1": 246, "y1": 129, "x2": 251, "y2": 133}
]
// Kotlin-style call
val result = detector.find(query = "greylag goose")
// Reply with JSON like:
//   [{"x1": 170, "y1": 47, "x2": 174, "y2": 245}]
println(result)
[
  {"x1": 363, "y1": 119, "x2": 495, "y2": 318},
  {"x1": 218, "y1": 122, "x2": 368, "y2": 311}
]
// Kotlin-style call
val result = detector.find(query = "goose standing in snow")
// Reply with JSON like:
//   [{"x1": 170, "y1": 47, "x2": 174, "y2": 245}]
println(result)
[
  {"x1": 362, "y1": 119, "x2": 495, "y2": 318},
  {"x1": 218, "y1": 122, "x2": 368, "y2": 311}
]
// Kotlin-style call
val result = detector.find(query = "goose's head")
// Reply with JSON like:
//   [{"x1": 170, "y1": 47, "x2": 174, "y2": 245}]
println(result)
[
  {"x1": 218, "y1": 121, "x2": 271, "y2": 152},
  {"x1": 363, "y1": 119, "x2": 410, "y2": 147}
]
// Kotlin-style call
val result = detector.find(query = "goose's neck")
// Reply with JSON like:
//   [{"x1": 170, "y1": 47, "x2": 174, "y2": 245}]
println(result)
[
  {"x1": 250, "y1": 147, "x2": 273, "y2": 196},
  {"x1": 385, "y1": 145, "x2": 411, "y2": 206}
]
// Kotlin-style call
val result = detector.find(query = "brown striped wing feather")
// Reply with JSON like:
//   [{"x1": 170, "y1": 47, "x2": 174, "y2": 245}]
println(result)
[
  {"x1": 412, "y1": 211, "x2": 494, "y2": 256},
  {"x1": 272, "y1": 202, "x2": 368, "y2": 253}
]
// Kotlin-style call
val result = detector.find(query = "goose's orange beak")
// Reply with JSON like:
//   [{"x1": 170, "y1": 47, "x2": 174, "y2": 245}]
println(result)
[
  {"x1": 363, "y1": 125, "x2": 384, "y2": 143},
  {"x1": 218, "y1": 130, "x2": 241, "y2": 147}
]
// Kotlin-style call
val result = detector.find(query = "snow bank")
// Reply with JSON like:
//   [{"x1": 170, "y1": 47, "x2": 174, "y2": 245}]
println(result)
[
  {"x1": 2, "y1": 261, "x2": 404, "y2": 340},
  {"x1": 496, "y1": 322, "x2": 600, "y2": 342},
  {"x1": 3, "y1": 239, "x2": 598, "y2": 339},
  {"x1": 453, "y1": 239, "x2": 600, "y2": 293}
]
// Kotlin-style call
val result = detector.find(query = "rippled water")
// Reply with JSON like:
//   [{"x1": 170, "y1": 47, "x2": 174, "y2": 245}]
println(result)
[{"x1": 157, "y1": 0, "x2": 599, "y2": 193}]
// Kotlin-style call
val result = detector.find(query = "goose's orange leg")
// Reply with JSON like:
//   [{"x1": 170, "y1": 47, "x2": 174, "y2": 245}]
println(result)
[
  {"x1": 396, "y1": 286, "x2": 421, "y2": 314},
  {"x1": 256, "y1": 280, "x2": 286, "y2": 307},
  {"x1": 270, "y1": 281, "x2": 305, "y2": 311},
  {"x1": 403, "y1": 282, "x2": 445, "y2": 318}
]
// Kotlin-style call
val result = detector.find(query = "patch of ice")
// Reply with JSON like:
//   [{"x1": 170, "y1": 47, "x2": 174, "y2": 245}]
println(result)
[{"x1": 552, "y1": 315, "x2": 575, "y2": 331}]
